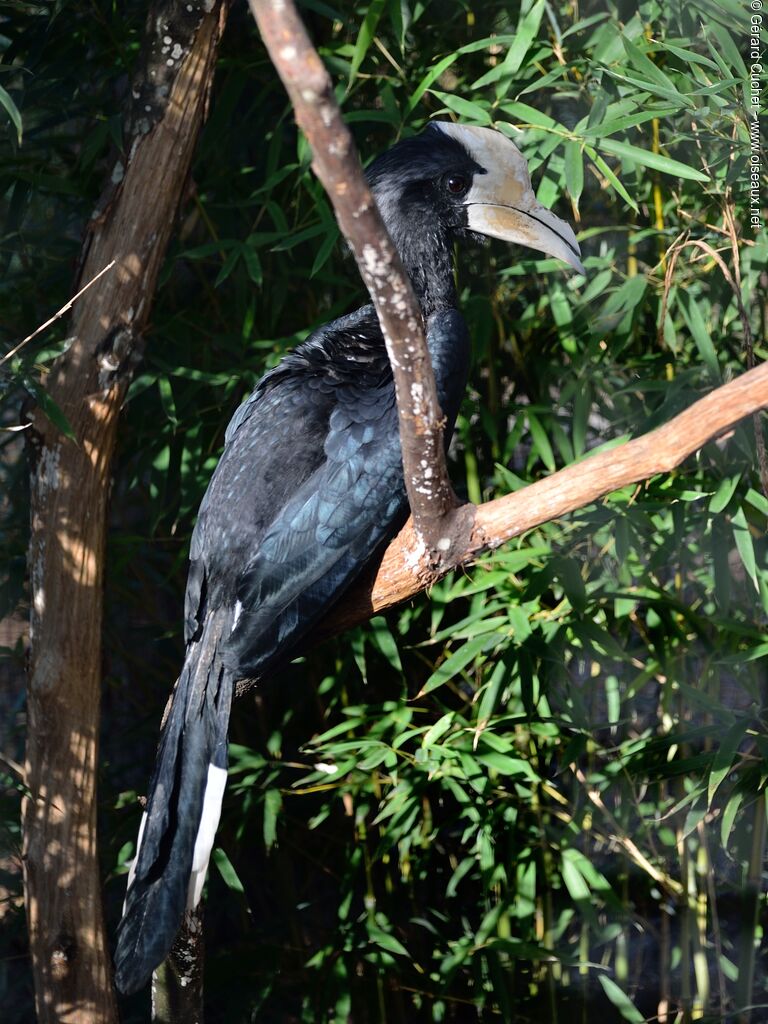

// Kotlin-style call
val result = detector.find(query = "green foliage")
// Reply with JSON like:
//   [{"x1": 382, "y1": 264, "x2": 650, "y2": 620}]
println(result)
[{"x1": 2, "y1": 0, "x2": 768, "y2": 1021}]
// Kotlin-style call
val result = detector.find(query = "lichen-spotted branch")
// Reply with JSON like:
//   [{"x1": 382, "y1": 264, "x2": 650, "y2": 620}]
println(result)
[{"x1": 247, "y1": 0, "x2": 464, "y2": 559}]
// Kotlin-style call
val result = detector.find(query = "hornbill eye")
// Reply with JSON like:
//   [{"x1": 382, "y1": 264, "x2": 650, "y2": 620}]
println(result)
[{"x1": 444, "y1": 173, "x2": 469, "y2": 196}]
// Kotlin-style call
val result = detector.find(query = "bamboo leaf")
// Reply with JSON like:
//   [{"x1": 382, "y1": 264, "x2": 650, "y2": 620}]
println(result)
[
  {"x1": 423, "y1": 712, "x2": 455, "y2": 747},
  {"x1": 560, "y1": 855, "x2": 591, "y2": 902},
  {"x1": 598, "y1": 976, "x2": 645, "y2": 1023},
  {"x1": 368, "y1": 924, "x2": 409, "y2": 958},
  {"x1": 708, "y1": 718, "x2": 748, "y2": 805},
  {"x1": 709, "y1": 474, "x2": 741, "y2": 514},
  {"x1": 583, "y1": 144, "x2": 638, "y2": 211},
  {"x1": 580, "y1": 106, "x2": 679, "y2": 138},
  {"x1": 0, "y1": 83, "x2": 22, "y2": 143},
  {"x1": 597, "y1": 138, "x2": 709, "y2": 182},
  {"x1": 405, "y1": 54, "x2": 458, "y2": 114},
  {"x1": 677, "y1": 290, "x2": 720, "y2": 381},
  {"x1": 621, "y1": 36, "x2": 682, "y2": 96},
  {"x1": 348, "y1": 0, "x2": 387, "y2": 82},
  {"x1": 471, "y1": 0, "x2": 545, "y2": 87},
  {"x1": 418, "y1": 633, "x2": 505, "y2": 697},
  {"x1": 527, "y1": 412, "x2": 556, "y2": 473},
  {"x1": 212, "y1": 847, "x2": 245, "y2": 893},
  {"x1": 599, "y1": 66, "x2": 695, "y2": 110},
  {"x1": 21, "y1": 378, "x2": 77, "y2": 442},
  {"x1": 263, "y1": 788, "x2": 282, "y2": 850},
  {"x1": 564, "y1": 140, "x2": 584, "y2": 206},
  {"x1": 428, "y1": 91, "x2": 492, "y2": 124},
  {"x1": 475, "y1": 750, "x2": 537, "y2": 779},
  {"x1": 721, "y1": 789, "x2": 745, "y2": 848},
  {"x1": 732, "y1": 506, "x2": 759, "y2": 592}
]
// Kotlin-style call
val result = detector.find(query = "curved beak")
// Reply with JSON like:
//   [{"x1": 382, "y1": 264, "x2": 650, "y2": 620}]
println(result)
[{"x1": 435, "y1": 122, "x2": 585, "y2": 276}]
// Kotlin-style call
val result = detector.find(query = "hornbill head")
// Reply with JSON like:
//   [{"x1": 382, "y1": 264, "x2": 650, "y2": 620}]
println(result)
[{"x1": 367, "y1": 121, "x2": 584, "y2": 276}]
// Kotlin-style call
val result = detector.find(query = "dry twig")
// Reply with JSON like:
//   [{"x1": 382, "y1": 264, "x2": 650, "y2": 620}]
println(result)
[{"x1": 0, "y1": 261, "x2": 116, "y2": 368}]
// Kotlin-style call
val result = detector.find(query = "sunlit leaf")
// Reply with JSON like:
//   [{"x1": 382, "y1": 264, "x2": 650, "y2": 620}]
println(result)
[
  {"x1": 732, "y1": 506, "x2": 759, "y2": 591},
  {"x1": 428, "y1": 90, "x2": 493, "y2": 124},
  {"x1": 348, "y1": 0, "x2": 387, "y2": 82},
  {"x1": 597, "y1": 138, "x2": 709, "y2": 182},
  {"x1": 0, "y1": 83, "x2": 22, "y2": 143},
  {"x1": 471, "y1": 0, "x2": 545, "y2": 87},
  {"x1": 418, "y1": 633, "x2": 505, "y2": 697},
  {"x1": 583, "y1": 144, "x2": 639, "y2": 211},
  {"x1": 212, "y1": 846, "x2": 245, "y2": 893},
  {"x1": 598, "y1": 976, "x2": 645, "y2": 1022},
  {"x1": 564, "y1": 140, "x2": 584, "y2": 206},
  {"x1": 708, "y1": 718, "x2": 749, "y2": 805}
]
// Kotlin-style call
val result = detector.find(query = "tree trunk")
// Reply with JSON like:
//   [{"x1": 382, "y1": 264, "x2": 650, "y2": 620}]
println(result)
[{"x1": 22, "y1": 3, "x2": 228, "y2": 1020}]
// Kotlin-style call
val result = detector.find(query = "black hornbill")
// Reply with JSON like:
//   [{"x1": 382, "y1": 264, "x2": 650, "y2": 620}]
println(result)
[{"x1": 114, "y1": 121, "x2": 583, "y2": 994}]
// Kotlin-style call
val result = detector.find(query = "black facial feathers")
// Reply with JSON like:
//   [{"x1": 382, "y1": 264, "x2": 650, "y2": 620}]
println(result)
[{"x1": 364, "y1": 124, "x2": 486, "y2": 315}]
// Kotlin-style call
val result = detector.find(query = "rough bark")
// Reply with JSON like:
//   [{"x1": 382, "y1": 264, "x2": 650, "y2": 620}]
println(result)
[
  {"x1": 248, "y1": 0, "x2": 463, "y2": 558},
  {"x1": 23, "y1": 3, "x2": 228, "y2": 1021}
]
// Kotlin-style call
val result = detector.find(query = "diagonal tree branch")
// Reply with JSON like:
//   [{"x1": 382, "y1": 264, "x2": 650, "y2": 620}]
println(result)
[
  {"x1": 323, "y1": 358, "x2": 768, "y2": 635},
  {"x1": 248, "y1": 0, "x2": 461, "y2": 555}
]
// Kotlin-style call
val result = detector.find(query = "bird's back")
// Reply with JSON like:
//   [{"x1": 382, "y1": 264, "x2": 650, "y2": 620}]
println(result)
[{"x1": 184, "y1": 304, "x2": 403, "y2": 674}]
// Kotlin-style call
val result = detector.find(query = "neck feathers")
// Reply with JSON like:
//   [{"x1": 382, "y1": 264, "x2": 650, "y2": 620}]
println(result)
[
  {"x1": 370, "y1": 180, "x2": 457, "y2": 317},
  {"x1": 395, "y1": 222, "x2": 456, "y2": 318}
]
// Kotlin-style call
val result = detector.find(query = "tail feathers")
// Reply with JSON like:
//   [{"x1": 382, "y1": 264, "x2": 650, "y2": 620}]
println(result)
[
  {"x1": 187, "y1": 762, "x2": 228, "y2": 907},
  {"x1": 114, "y1": 609, "x2": 233, "y2": 995}
]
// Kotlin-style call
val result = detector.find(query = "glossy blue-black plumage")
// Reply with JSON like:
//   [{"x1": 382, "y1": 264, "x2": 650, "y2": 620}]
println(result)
[{"x1": 115, "y1": 124, "x2": 481, "y2": 995}]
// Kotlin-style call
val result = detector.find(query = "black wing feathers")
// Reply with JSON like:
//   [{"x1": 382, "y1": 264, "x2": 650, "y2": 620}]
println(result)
[
  {"x1": 224, "y1": 308, "x2": 470, "y2": 677},
  {"x1": 227, "y1": 378, "x2": 405, "y2": 676}
]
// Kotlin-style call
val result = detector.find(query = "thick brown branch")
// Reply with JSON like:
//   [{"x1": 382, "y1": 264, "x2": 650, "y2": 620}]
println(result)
[
  {"x1": 23, "y1": 3, "x2": 228, "y2": 1021},
  {"x1": 248, "y1": 0, "x2": 459, "y2": 552},
  {"x1": 322, "y1": 360, "x2": 768, "y2": 635}
]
